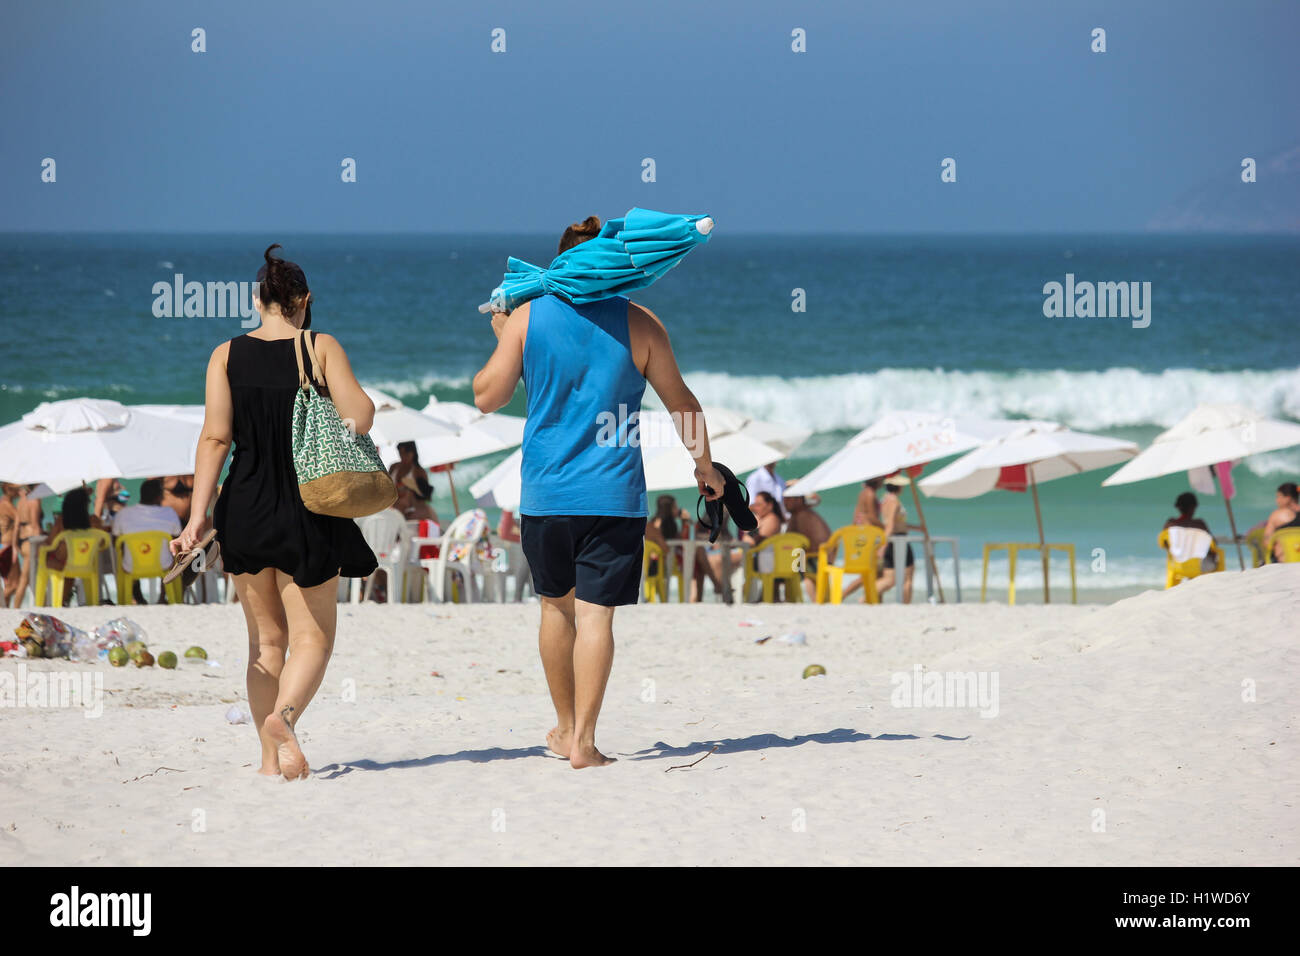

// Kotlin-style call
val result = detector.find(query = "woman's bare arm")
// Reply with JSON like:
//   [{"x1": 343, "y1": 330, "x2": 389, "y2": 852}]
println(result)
[
  {"x1": 172, "y1": 343, "x2": 233, "y2": 554},
  {"x1": 316, "y1": 333, "x2": 376, "y2": 435}
]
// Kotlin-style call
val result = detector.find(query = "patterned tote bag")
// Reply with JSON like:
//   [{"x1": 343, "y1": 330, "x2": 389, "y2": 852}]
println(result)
[{"x1": 291, "y1": 330, "x2": 397, "y2": 518}]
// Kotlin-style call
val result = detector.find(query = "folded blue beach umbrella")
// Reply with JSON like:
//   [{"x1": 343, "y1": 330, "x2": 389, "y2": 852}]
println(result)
[{"x1": 479, "y1": 207, "x2": 714, "y2": 314}]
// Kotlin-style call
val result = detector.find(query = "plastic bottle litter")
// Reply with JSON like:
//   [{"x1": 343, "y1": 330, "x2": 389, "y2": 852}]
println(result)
[
  {"x1": 89, "y1": 617, "x2": 148, "y2": 664},
  {"x1": 13, "y1": 612, "x2": 84, "y2": 660}
]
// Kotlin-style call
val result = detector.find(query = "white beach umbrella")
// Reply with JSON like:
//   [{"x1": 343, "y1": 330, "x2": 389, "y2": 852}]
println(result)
[
  {"x1": 378, "y1": 397, "x2": 527, "y2": 512},
  {"x1": 0, "y1": 398, "x2": 204, "y2": 494},
  {"x1": 469, "y1": 407, "x2": 808, "y2": 512},
  {"x1": 362, "y1": 388, "x2": 458, "y2": 447},
  {"x1": 794, "y1": 411, "x2": 1019, "y2": 493},
  {"x1": 1102, "y1": 403, "x2": 1300, "y2": 568},
  {"x1": 638, "y1": 406, "x2": 810, "y2": 492},
  {"x1": 794, "y1": 411, "x2": 1020, "y2": 602},
  {"x1": 919, "y1": 421, "x2": 1138, "y2": 601},
  {"x1": 469, "y1": 450, "x2": 524, "y2": 510},
  {"x1": 133, "y1": 404, "x2": 207, "y2": 425}
]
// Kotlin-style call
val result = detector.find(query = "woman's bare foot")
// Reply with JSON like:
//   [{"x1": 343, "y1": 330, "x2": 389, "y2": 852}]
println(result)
[
  {"x1": 264, "y1": 706, "x2": 309, "y2": 781},
  {"x1": 546, "y1": 726, "x2": 573, "y2": 758},
  {"x1": 570, "y1": 744, "x2": 616, "y2": 769},
  {"x1": 257, "y1": 762, "x2": 280, "y2": 776}
]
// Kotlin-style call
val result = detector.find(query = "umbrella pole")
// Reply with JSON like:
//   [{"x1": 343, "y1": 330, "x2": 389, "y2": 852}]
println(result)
[
  {"x1": 1030, "y1": 471, "x2": 1050, "y2": 603},
  {"x1": 1212, "y1": 469, "x2": 1246, "y2": 570},
  {"x1": 908, "y1": 481, "x2": 945, "y2": 603},
  {"x1": 446, "y1": 466, "x2": 461, "y2": 515}
]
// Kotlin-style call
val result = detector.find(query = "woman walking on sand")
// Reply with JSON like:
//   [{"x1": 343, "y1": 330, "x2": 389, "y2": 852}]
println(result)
[{"x1": 170, "y1": 245, "x2": 378, "y2": 781}]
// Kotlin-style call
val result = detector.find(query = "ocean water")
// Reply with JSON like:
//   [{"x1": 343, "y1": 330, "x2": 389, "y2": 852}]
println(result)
[{"x1": 2, "y1": 233, "x2": 1298, "y2": 595}]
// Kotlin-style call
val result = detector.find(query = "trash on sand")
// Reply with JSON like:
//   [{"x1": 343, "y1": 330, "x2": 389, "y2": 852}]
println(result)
[
  {"x1": 225, "y1": 705, "x2": 250, "y2": 725},
  {"x1": 778, "y1": 632, "x2": 807, "y2": 646},
  {"x1": 802, "y1": 664, "x2": 827, "y2": 679}
]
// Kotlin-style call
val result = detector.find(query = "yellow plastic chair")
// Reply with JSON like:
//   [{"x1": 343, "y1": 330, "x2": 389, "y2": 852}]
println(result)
[
  {"x1": 1158, "y1": 528, "x2": 1225, "y2": 588},
  {"x1": 35, "y1": 529, "x2": 112, "y2": 606},
  {"x1": 116, "y1": 531, "x2": 185, "y2": 605},
  {"x1": 743, "y1": 533, "x2": 810, "y2": 603},
  {"x1": 1244, "y1": 526, "x2": 1268, "y2": 568},
  {"x1": 1265, "y1": 527, "x2": 1300, "y2": 564},
  {"x1": 816, "y1": 524, "x2": 885, "y2": 604},
  {"x1": 642, "y1": 539, "x2": 668, "y2": 602}
]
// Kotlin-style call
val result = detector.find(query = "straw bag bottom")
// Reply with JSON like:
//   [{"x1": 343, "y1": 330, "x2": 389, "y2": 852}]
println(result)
[{"x1": 300, "y1": 471, "x2": 398, "y2": 518}]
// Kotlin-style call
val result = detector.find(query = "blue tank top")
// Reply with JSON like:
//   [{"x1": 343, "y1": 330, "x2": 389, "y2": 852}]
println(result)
[{"x1": 520, "y1": 294, "x2": 647, "y2": 517}]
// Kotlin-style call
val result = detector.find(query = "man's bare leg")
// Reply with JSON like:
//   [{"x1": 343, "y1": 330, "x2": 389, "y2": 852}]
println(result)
[
  {"x1": 571, "y1": 598, "x2": 616, "y2": 768},
  {"x1": 538, "y1": 591, "x2": 577, "y2": 757}
]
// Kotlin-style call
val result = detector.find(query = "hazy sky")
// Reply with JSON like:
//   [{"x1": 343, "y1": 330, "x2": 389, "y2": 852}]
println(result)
[{"x1": 2, "y1": 0, "x2": 1296, "y2": 232}]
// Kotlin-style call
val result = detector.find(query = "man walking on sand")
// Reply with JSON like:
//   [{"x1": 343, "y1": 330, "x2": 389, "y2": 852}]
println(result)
[{"x1": 473, "y1": 217, "x2": 723, "y2": 769}]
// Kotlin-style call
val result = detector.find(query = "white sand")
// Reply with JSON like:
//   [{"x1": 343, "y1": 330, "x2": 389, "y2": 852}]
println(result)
[{"x1": 1, "y1": 564, "x2": 1296, "y2": 866}]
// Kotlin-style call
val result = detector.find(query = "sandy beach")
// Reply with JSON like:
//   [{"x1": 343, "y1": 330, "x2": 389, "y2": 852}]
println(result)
[{"x1": 1, "y1": 564, "x2": 1295, "y2": 867}]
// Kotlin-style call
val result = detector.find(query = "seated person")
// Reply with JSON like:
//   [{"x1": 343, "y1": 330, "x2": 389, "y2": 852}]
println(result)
[
  {"x1": 390, "y1": 441, "x2": 438, "y2": 522},
  {"x1": 1260, "y1": 482, "x2": 1299, "y2": 561},
  {"x1": 44, "y1": 486, "x2": 105, "y2": 573},
  {"x1": 1163, "y1": 492, "x2": 1212, "y2": 534},
  {"x1": 783, "y1": 490, "x2": 831, "y2": 599},
  {"x1": 112, "y1": 478, "x2": 182, "y2": 588},
  {"x1": 159, "y1": 475, "x2": 195, "y2": 525},
  {"x1": 743, "y1": 491, "x2": 784, "y2": 547},
  {"x1": 645, "y1": 495, "x2": 689, "y2": 586}
]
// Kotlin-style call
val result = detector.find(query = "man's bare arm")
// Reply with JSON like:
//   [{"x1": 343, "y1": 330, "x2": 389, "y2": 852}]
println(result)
[
  {"x1": 630, "y1": 301, "x2": 722, "y2": 499},
  {"x1": 473, "y1": 302, "x2": 529, "y2": 413}
]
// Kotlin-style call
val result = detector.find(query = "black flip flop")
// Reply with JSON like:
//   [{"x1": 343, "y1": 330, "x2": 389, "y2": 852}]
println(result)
[
  {"x1": 713, "y1": 462, "x2": 758, "y2": 533},
  {"x1": 696, "y1": 493, "x2": 726, "y2": 544},
  {"x1": 696, "y1": 461, "x2": 757, "y2": 543}
]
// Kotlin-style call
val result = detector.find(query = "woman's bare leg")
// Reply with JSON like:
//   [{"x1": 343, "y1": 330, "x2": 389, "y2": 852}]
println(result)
[
  {"x1": 877, "y1": 567, "x2": 896, "y2": 598},
  {"x1": 262, "y1": 570, "x2": 338, "y2": 780},
  {"x1": 232, "y1": 568, "x2": 289, "y2": 775},
  {"x1": 14, "y1": 541, "x2": 33, "y2": 607}
]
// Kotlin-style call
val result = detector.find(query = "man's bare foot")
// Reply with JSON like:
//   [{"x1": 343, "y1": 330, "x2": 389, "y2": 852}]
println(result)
[
  {"x1": 546, "y1": 726, "x2": 573, "y2": 758},
  {"x1": 570, "y1": 744, "x2": 616, "y2": 769},
  {"x1": 264, "y1": 706, "x2": 309, "y2": 781}
]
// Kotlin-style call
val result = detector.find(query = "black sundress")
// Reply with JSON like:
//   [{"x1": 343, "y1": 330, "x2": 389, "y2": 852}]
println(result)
[{"x1": 213, "y1": 332, "x2": 378, "y2": 587}]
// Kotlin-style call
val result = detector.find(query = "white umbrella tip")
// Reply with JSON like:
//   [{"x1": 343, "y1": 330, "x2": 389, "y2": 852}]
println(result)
[{"x1": 696, "y1": 217, "x2": 714, "y2": 236}]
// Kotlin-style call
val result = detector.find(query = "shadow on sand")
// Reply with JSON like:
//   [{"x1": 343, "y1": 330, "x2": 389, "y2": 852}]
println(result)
[
  {"x1": 626, "y1": 728, "x2": 969, "y2": 761},
  {"x1": 312, "y1": 728, "x2": 968, "y2": 778}
]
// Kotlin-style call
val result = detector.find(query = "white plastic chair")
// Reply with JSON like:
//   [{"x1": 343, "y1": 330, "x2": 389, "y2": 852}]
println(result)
[
  {"x1": 500, "y1": 541, "x2": 533, "y2": 602},
  {"x1": 426, "y1": 510, "x2": 494, "y2": 603},
  {"x1": 353, "y1": 511, "x2": 412, "y2": 603}
]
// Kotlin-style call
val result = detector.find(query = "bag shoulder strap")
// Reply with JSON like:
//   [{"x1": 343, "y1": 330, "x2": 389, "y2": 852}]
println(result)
[{"x1": 296, "y1": 329, "x2": 324, "y2": 389}]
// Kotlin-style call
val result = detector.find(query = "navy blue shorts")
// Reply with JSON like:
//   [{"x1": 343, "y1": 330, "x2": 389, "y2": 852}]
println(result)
[{"x1": 520, "y1": 514, "x2": 645, "y2": 606}]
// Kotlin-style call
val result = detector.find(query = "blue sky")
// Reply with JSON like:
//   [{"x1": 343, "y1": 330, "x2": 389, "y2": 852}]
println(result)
[{"x1": 2, "y1": 0, "x2": 1296, "y2": 232}]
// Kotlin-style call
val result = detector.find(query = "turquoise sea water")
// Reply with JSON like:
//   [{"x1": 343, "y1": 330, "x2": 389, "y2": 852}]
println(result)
[{"x1": 2, "y1": 233, "x2": 1297, "y2": 594}]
